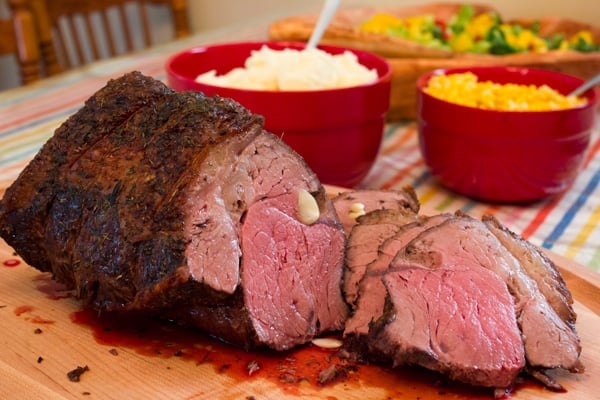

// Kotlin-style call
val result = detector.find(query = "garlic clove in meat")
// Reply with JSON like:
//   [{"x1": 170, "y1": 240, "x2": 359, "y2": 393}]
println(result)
[
  {"x1": 311, "y1": 337, "x2": 343, "y2": 349},
  {"x1": 348, "y1": 202, "x2": 366, "y2": 220},
  {"x1": 298, "y1": 189, "x2": 320, "y2": 225}
]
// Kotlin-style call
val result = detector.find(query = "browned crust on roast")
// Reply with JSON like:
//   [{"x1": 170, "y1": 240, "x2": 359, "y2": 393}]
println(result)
[{"x1": 0, "y1": 73, "x2": 175, "y2": 279}]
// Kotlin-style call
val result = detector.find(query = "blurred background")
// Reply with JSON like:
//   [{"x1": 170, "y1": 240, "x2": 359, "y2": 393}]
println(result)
[
  {"x1": 188, "y1": 0, "x2": 599, "y2": 32},
  {"x1": 0, "y1": 0, "x2": 598, "y2": 90}
]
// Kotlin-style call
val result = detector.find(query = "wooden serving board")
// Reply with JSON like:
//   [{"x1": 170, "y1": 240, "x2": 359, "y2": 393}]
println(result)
[{"x1": 1, "y1": 187, "x2": 599, "y2": 399}]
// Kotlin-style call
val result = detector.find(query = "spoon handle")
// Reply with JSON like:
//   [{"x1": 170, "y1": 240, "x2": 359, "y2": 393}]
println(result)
[
  {"x1": 306, "y1": 0, "x2": 341, "y2": 49},
  {"x1": 568, "y1": 72, "x2": 600, "y2": 97}
]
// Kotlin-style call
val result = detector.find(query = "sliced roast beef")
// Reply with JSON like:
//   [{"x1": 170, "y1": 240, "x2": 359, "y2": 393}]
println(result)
[
  {"x1": 0, "y1": 71, "x2": 348, "y2": 351},
  {"x1": 482, "y1": 214, "x2": 577, "y2": 329},
  {"x1": 331, "y1": 187, "x2": 419, "y2": 233},
  {"x1": 369, "y1": 261, "x2": 526, "y2": 389},
  {"x1": 343, "y1": 208, "x2": 418, "y2": 305},
  {"x1": 394, "y1": 213, "x2": 582, "y2": 372},
  {"x1": 344, "y1": 213, "x2": 451, "y2": 340},
  {"x1": 340, "y1": 197, "x2": 583, "y2": 389}
]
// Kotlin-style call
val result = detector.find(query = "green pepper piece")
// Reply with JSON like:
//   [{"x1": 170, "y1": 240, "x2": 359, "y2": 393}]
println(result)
[
  {"x1": 449, "y1": 4, "x2": 474, "y2": 35},
  {"x1": 545, "y1": 34, "x2": 565, "y2": 50},
  {"x1": 485, "y1": 26, "x2": 517, "y2": 54},
  {"x1": 571, "y1": 37, "x2": 600, "y2": 52}
]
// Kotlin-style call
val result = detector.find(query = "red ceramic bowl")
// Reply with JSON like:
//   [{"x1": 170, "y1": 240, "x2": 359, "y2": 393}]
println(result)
[
  {"x1": 417, "y1": 66, "x2": 597, "y2": 202},
  {"x1": 166, "y1": 41, "x2": 391, "y2": 188}
]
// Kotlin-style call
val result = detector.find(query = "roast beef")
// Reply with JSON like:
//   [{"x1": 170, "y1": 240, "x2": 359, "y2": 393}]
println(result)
[
  {"x1": 394, "y1": 213, "x2": 581, "y2": 372},
  {"x1": 341, "y1": 204, "x2": 582, "y2": 390},
  {"x1": 344, "y1": 213, "x2": 451, "y2": 340},
  {"x1": 0, "y1": 71, "x2": 349, "y2": 351},
  {"x1": 343, "y1": 208, "x2": 418, "y2": 305},
  {"x1": 369, "y1": 261, "x2": 526, "y2": 389},
  {"x1": 331, "y1": 187, "x2": 419, "y2": 233},
  {"x1": 482, "y1": 214, "x2": 577, "y2": 328}
]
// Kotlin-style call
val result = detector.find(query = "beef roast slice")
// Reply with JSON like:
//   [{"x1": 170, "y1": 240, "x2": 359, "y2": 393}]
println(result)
[
  {"x1": 482, "y1": 214, "x2": 577, "y2": 328},
  {"x1": 0, "y1": 71, "x2": 348, "y2": 351},
  {"x1": 395, "y1": 214, "x2": 581, "y2": 371},
  {"x1": 344, "y1": 213, "x2": 451, "y2": 340},
  {"x1": 331, "y1": 187, "x2": 420, "y2": 234},
  {"x1": 168, "y1": 131, "x2": 349, "y2": 350},
  {"x1": 343, "y1": 208, "x2": 418, "y2": 306},
  {"x1": 369, "y1": 263, "x2": 525, "y2": 388}
]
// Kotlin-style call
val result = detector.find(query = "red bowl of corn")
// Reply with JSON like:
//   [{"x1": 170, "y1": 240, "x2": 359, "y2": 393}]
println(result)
[{"x1": 416, "y1": 66, "x2": 597, "y2": 202}]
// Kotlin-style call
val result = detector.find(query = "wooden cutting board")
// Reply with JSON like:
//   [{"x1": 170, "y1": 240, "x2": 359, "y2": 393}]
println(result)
[{"x1": 1, "y1": 187, "x2": 599, "y2": 399}]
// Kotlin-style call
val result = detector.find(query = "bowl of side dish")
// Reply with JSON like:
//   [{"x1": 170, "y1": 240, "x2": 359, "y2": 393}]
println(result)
[
  {"x1": 416, "y1": 66, "x2": 597, "y2": 202},
  {"x1": 166, "y1": 41, "x2": 392, "y2": 188}
]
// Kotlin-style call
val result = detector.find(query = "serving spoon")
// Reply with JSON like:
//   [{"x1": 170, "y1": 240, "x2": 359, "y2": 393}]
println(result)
[
  {"x1": 306, "y1": 0, "x2": 341, "y2": 49},
  {"x1": 568, "y1": 72, "x2": 600, "y2": 97}
]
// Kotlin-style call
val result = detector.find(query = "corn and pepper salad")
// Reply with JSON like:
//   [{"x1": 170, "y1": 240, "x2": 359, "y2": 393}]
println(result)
[
  {"x1": 360, "y1": 5, "x2": 599, "y2": 55},
  {"x1": 424, "y1": 72, "x2": 588, "y2": 111}
]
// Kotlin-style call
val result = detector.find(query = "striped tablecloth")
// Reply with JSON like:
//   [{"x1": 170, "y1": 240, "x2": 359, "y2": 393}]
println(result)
[{"x1": 1, "y1": 27, "x2": 599, "y2": 273}]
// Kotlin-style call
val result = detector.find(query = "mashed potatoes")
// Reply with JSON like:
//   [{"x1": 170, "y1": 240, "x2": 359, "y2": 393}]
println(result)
[{"x1": 195, "y1": 45, "x2": 378, "y2": 91}]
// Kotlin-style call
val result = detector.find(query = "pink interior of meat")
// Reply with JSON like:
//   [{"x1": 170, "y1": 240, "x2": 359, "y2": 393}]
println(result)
[
  {"x1": 185, "y1": 184, "x2": 241, "y2": 294},
  {"x1": 241, "y1": 193, "x2": 346, "y2": 350},
  {"x1": 401, "y1": 217, "x2": 582, "y2": 371},
  {"x1": 344, "y1": 223, "x2": 401, "y2": 305},
  {"x1": 382, "y1": 264, "x2": 525, "y2": 387},
  {"x1": 182, "y1": 132, "x2": 347, "y2": 350},
  {"x1": 344, "y1": 215, "x2": 450, "y2": 336}
]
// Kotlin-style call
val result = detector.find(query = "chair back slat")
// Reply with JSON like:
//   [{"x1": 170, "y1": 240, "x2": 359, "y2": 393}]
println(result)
[
  {"x1": 53, "y1": 25, "x2": 71, "y2": 69},
  {"x1": 66, "y1": 16, "x2": 86, "y2": 66},
  {"x1": 140, "y1": 3, "x2": 152, "y2": 47},
  {"x1": 100, "y1": 10, "x2": 117, "y2": 58},
  {"x1": 19, "y1": 0, "x2": 191, "y2": 73},
  {"x1": 118, "y1": 4, "x2": 135, "y2": 52},
  {"x1": 83, "y1": 13, "x2": 101, "y2": 61},
  {"x1": 2, "y1": 0, "x2": 42, "y2": 85},
  {"x1": 166, "y1": 0, "x2": 189, "y2": 39},
  {"x1": 24, "y1": 0, "x2": 59, "y2": 75}
]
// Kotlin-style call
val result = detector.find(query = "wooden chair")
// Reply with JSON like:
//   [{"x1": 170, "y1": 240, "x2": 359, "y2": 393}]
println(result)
[
  {"x1": 24, "y1": 0, "x2": 190, "y2": 73},
  {"x1": 0, "y1": 0, "x2": 43, "y2": 85}
]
